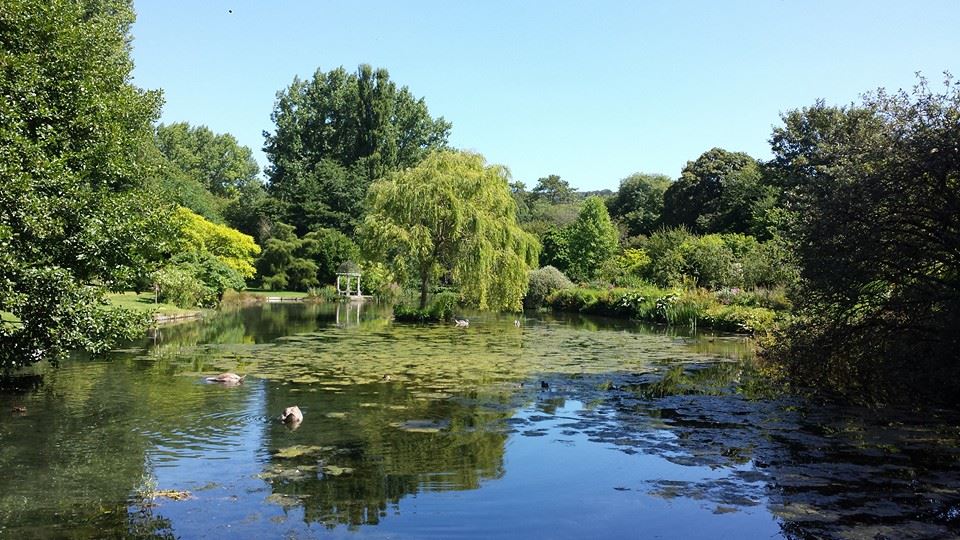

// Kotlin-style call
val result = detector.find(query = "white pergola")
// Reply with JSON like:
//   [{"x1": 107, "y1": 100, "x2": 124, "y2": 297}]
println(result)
[{"x1": 335, "y1": 272, "x2": 362, "y2": 297}]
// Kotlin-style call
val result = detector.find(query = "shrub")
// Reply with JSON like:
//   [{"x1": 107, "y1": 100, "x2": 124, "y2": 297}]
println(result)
[
  {"x1": 525, "y1": 266, "x2": 574, "y2": 309},
  {"x1": 680, "y1": 234, "x2": 738, "y2": 289},
  {"x1": 428, "y1": 291, "x2": 459, "y2": 321},
  {"x1": 153, "y1": 266, "x2": 213, "y2": 308},
  {"x1": 643, "y1": 227, "x2": 693, "y2": 287},
  {"x1": 393, "y1": 291, "x2": 461, "y2": 322},
  {"x1": 703, "y1": 304, "x2": 777, "y2": 334},
  {"x1": 306, "y1": 285, "x2": 338, "y2": 302}
]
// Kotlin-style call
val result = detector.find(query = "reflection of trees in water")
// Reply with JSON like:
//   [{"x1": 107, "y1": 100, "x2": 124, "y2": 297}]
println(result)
[
  {"x1": 556, "y1": 363, "x2": 960, "y2": 539},
  {"x1": 141, "y1": 302, "x2": 395, "y2": 358},
  {"x1": 0, "y1": 363, "x2": 155, "y2": 533},
  {"x1": 0, "y1": 356, "x2": 255, "y2": 537},
  {"x1": 261, "y1": 381, "x2": 510, "y2": 528}
]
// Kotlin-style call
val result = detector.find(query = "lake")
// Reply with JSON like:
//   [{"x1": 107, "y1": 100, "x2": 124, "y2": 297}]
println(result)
[{"x1": 2, "y1": 302, "x2": 959, "y2": 539}]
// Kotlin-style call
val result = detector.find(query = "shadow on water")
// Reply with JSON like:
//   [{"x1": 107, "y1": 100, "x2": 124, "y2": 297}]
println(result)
[{"x1": 1, "y1": 302, "x2": 959, "y2": 538}]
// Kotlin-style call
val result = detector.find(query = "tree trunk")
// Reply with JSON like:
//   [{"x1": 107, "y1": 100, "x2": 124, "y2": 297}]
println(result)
[{"x1": 419, "y1": 274, "x2": 429, "y2": 309}]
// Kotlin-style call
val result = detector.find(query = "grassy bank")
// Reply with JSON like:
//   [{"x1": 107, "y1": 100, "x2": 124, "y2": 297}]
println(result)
[
  {"x1": 104, "y1": 292, "x2": 203, "y2": 319},
  {"x1": 546, "y1": 286, "x2": 787, "y2": 334},
  {"x1": 242, "y1": 288, "x2": 309, "y2": 299}
]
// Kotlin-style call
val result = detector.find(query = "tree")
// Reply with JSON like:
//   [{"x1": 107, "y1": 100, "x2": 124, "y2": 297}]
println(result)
[
  {"x1": 175, "y1": 208, "x2": 261, "y2": 279},
  {"x1": 0, "y1": 0, "x2": 171, "y2": 368},
  {"x1": 767, "y1": 77, "x2": 960, "y2": 403},
  {"x1": 299, "y1": 228, "x2": 361, "y2": 286},
  {"x1": 539, "y1": 226, "x2": 572, "y2": 273},
  {"x1": 155, "y1": 123, "x2": 260, "y2": 199},
  {"x1": 662, "y1": 148, "x2": 766, "y2": 234},
  {"x1": 264, "y1": 65, "x2": 451, "y2": 235},
  {"x1": 362, "y1": 151, "x2": 539, "y2": 310},
  {"x1": 565, "y1": 197, "x2": 620, "y2": 281},
  {"x1": 531, "y1": 174, "x2": 575, "y2": 204},
  {"x1": 606, "y1": 173, "x2": 672, "y2": 237}
]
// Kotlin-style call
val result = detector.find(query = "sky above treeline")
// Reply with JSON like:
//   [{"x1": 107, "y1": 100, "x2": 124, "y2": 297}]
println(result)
[{"x1": 131, "y1": 0, "x2": 960, "y2": 191}]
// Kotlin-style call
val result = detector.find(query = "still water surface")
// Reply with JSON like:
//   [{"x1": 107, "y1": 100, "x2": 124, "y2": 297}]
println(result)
[{"x1": 2, "y1": 303, "x2": 959, "y2": 539}]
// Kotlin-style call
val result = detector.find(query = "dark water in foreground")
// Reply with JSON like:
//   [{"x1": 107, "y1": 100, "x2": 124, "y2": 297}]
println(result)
[{"x1": 1, "y1": 303, "x2": 959, "y2": 539}]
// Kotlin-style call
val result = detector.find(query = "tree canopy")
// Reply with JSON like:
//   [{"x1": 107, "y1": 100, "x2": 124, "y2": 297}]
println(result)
[
  {"x1": 156, "y1": 122, "x2": 260, "y2": 198},
  {"x1": 767, "y1": 77, "x2": 960, "y2": 402},
  {"x1": 175, "y1": 207, "x2": 261, "y2": 279},
  {"x1": 361, "y1": 151, "x2": 539, "y2": 310},
  {"x1": 264, "y1": 64, "x2": 451, "y2": 235},
  {"x1": 565, "y1": 197, "x2": 620, "y2": 281},
  {"x1": 662, "y1": 148, "x2": 766, "y2": 234},
  {"x1": 531, "y1": 174, "x2": 575, "y2": 204},
  {"x1": 607, "y1": 173, "x2": 672, "y2": 238},
  {"x1": 0, "y1": 0, "x2": 170, "y2": 367}
]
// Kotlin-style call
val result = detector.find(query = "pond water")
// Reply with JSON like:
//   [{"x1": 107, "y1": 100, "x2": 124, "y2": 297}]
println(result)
[{"x1": 2, "y1": 303, "x2": 960, "y2": 539}]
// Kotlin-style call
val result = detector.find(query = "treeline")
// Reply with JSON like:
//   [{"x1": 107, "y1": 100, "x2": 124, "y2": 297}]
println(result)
[{"x1": 3, "y1": 1, "x2": 958, "y2": 405}]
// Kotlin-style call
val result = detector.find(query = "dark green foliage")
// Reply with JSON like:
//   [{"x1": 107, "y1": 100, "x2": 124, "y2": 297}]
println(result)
[
  {"x1": 565, "y1": 197, "x2": 620, "y2": 281},
  {"x1": 265, "y1": 65, "x2": 451, "y2": 235},
  {"x1": 255, "y1": 223, "x2": 360, "y2": 292},
  {"x1": 643, "y1": 227, "x2": 693, "y2": 287},
  {"x1": 641, "y1": 228, "x2": 796, "y2": 290},
  {"x1": 155, "y1": 123, "x2": 260, "y2": 199},
  {"x1": 524, "y1": 266, "x2": 574, "y2": 309},
  {"x1": 546, "y1": 286, "x2": 777, "y2": 334},
  {"x1": 531, "y1": 174, "x2": 575, "y2": 204},
  {"x1": 275, "y1": 159, "x2": 366, "y2": 235},
  {"x1": 0, "y1": 0, "x2": 169, "y2": 366},
  {"x1": 539, "y1": 227, "x2": 572, "y2": 273},
  {"x1": 767, "y1": 78, "x2": 960, "y2": 403},
  {"x1": 393, "y1": 291, "x2": 459, "y2": 322},
  {"x1": 607, "y1": 173, "x2": 672, "y2": 237},
  {"x1": 222, "y1": 181, "x2": 283, "y2": 243},
  {"x1": 300, "y1": 228, "x2": 361, "y2": 285},
  {"x1": 662, "y1": 148, "x2": 768, "y2": 235},
  {"x1": 0, "y1": 268, "x2": 150, "y2": 369}
]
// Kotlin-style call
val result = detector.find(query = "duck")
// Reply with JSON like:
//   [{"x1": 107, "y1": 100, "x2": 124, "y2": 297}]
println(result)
[
  {"x1": 11, "y1": 406, "x2": 26, "y2": 414},
  {"x1": 454, "y1": 318, "x2": 469, "y2": 327},
  {"x1": 279, "y1": 405, "x2": 303, "y2": 424},
  {"x1": 206, "y1": 372, "x2": 245, "y2": 385},
  {"x1": 514, "y1": 319, "x2": 521, "y2": 328}
]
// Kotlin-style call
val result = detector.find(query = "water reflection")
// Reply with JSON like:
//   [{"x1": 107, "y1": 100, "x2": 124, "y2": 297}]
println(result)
[{"x1": 1, "y1": 304, "x2": 959, "y2": 538}]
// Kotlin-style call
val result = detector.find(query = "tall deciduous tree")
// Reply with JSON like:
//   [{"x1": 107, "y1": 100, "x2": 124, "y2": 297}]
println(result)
[
  {"x1": 362, "y1": 151, "x2": 539, "y2": 310},
  {"x1": 0, "y1": 0, "x2": 171, "y2": 367},
  {"x1": 768, "y1": 77, "x2": 960, "y2": 403},
  {"x1": 606, "y1": 173, "x2": 672, "y2": 237},
  {"x1": 662, "y1": 148, "x2": 765, "y2": 234},
  {"x1": 155, "y1": 122, "x2": 260, "y2": 198},
  {"x1": 565, "y1": 197, "x2": 620, "y2": 281},
  {"x1": 264, "y1": 65, "x2": 451, "y2": 235}
]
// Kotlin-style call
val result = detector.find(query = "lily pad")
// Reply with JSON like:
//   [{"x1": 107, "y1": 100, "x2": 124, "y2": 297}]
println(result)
[
  {"x1": 322, "y1": 465, "x2": 354, "y2": 476},
  {"x1": 273, "y1": 445, "x2": 328, "y2": 458}
]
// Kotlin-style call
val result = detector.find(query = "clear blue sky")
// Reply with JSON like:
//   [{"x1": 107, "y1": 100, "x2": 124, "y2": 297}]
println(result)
[{"x1": 130, "y1": 0, "x2": 960, "y2": 191}]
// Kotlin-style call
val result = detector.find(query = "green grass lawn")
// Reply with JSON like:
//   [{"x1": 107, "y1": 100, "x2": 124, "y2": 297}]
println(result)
[
  {"x1": 104, "y1": 292, "x2": 200, "y2": 317},
  {"x1": 243, "y1": 288, "x2": 309, "y2": 299}
]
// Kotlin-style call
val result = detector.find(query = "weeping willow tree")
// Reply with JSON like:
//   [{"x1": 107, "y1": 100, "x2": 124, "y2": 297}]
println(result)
[{"x1": 362, "y1": 150, "x2": 539, "y2": 311}]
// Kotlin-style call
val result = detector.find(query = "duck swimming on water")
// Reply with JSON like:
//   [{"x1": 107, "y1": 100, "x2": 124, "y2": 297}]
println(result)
[
  {"x1": 279, "y1": 405, "x2": 303, "y2": 424},
  {"x1": 205, "y1": 372, "x2": 245, "y2": 384},
  {"x1": 454, "y1": 318, "x2": 469, "y2": 327}
]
